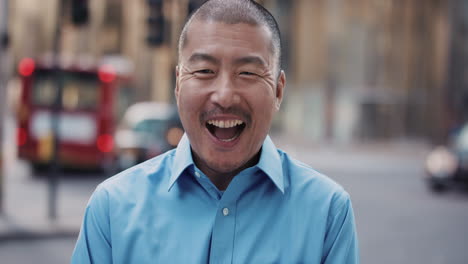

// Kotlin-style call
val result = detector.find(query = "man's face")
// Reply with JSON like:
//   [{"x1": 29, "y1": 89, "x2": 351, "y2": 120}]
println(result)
[{"x1": 175, "y1": 20, "x2": 285, "y2": 177}]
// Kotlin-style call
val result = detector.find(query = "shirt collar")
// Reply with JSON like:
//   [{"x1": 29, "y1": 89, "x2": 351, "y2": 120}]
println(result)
[
  {"x1": 168, "y1": 134, "x2": 284, "y2": 193},
  {"x1": 168, "y1": 134, "x2": 193, "y2": 191},
  {"x1": 257, "y1": 135, "x2": 284, "y2": 193}
]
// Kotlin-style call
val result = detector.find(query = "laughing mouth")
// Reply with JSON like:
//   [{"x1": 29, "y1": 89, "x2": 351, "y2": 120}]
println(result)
[{"x1": 206, "y1": 119, "x2": 246, "y2": 142}]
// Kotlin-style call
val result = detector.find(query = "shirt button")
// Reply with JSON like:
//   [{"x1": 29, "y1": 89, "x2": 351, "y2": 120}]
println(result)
[
  {"x1": 222, "y1": 207, "x2": 229, "y2": 216},
  {"x1": 194, "y1": 171, "x2": 201, "y2": 178}
]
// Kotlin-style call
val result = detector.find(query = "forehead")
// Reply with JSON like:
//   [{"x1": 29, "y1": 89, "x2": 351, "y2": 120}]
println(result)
[{"x1": 181, "y1": 20, "x2": 274, "y2": 63}]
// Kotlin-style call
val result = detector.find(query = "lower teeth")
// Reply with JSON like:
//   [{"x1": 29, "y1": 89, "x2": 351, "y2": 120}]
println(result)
[{"x1": 219, "y1": 135, "x2": 238, "y2": 142}]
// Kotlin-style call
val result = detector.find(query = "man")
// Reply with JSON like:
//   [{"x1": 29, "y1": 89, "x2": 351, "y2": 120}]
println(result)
[{"x1": 71, "y1": 0, "x2": 359, "y2": 263}]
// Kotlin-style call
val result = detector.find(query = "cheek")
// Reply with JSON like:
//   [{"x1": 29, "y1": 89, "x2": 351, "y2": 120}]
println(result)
[
  {"x1": 251, "y1": 91, "x2": 276, "y2": 111},
  {"x1": 180, "y1": 94, "x2": 202, "y2": 115},
  {"x1": 177, "y1": 89, "x2": 206, "y2": 128},
  {"x1": 178, "y1": 85, "x2": 200, "y2": 109},
  {"x1": 252, "y1": 100, "x2": 276, "y2": 129}
]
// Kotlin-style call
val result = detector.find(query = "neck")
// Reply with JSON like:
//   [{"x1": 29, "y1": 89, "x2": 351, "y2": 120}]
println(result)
[{"x1": 193, "y1": 151, "x2": 261, "y2": 191}]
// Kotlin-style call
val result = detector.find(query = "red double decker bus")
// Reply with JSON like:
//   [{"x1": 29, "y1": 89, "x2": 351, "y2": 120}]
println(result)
[{"x1": 17, "y1": 56, "x2": 134, "y2": 171}]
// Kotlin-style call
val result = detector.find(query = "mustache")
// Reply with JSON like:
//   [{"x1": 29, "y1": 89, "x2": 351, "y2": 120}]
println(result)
[{"x1": 200, "y1": 107, "x2": 252, "y2": 125}]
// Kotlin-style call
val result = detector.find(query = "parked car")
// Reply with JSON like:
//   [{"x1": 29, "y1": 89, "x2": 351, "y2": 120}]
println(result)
[
  {"x1": 115, "y1": 102, "x2": 184, "y2": 170},
  {"x1": 425, "y1": 123, "x2": 468, "y2": 192}
]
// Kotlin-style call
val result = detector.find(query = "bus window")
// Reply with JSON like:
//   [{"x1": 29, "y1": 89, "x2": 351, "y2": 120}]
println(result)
[
  {"x1": 32, "y1": 70, "x2": 99, "y2": 111},
  {"x1": 32, "y1": 71, "x2": 56, "y2": 106},
  {"x1": 62, "y1": 72, "x2": 99, "y2": 111}
]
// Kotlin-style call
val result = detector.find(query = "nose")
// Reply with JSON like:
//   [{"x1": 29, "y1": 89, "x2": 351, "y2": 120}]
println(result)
[{"x1": 210, "y1": 74, "x2": 241, "y2": 108}]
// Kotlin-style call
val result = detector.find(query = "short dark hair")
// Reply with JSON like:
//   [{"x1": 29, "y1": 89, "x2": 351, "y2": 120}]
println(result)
[{"x1": 178, "y1": 0, "x2": 282, "y2": 73}]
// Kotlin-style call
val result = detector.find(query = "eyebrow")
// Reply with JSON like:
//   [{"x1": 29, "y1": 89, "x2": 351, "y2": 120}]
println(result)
[
  {"x1": 233, "y1": 56, "x2": 267, "y2": 68},
  {"x1": 188, "y1": 53, "x2": 220, "y2": 64},
  {"x1": 188, "y1": 53, "x2": 267, "y2": 69}
]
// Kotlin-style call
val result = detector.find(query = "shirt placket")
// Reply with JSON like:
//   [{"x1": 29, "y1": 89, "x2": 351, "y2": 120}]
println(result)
[
  {"x1": 193, "y1": 169, "x2": 237, "y2": 264},
  {"x1": 209, "y1": 199, "x2": 237, "y2": 264},
  {"x1": 192, "y1": 167, "x2": 258, "y2": 264}
]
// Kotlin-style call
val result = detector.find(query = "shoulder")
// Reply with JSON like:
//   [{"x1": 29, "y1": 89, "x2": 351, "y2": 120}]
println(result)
[
  {"x1": 278, "y1": 149, "x2": 351, "y2": 209},
  {"x1": 95, "y1": 149, "x2": 177, "y2": 200}
]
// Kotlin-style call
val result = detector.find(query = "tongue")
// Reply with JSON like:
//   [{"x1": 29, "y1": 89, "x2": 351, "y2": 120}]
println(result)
[{"x1": 214, "y1": 127, "x2": 238, "y2": 140}]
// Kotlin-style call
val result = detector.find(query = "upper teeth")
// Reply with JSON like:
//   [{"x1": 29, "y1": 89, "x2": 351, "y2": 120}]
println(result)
[{"x1": 207, "y1": 119, "x2": 244, "y2": 128}]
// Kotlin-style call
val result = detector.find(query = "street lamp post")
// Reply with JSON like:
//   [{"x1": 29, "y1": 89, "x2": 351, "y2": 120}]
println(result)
[{"x1": 47, "y1": 0, "x2": 68, "y2": 221}]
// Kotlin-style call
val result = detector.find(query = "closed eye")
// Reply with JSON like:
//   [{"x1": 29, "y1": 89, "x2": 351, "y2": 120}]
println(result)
[
  {"x1": 240, "y1": 71, "x2": 257, "y2": 76},
  {"x1": 195, "y1": 69, "x2": 214, "y2": 74}
]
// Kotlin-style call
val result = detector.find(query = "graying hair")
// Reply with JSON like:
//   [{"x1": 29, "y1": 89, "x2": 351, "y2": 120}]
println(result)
[{"x1": 178, "y1": 0, "x2": 282, "y2": 74}]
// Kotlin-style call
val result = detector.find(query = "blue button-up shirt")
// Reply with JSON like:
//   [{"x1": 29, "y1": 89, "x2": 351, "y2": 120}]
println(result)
[{"x1": 71, "y1": 135, "x2": 359, "y2": 263}]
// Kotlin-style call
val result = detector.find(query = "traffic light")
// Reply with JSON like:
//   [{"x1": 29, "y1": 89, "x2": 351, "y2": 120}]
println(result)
[
  {"x1": 0, "y1": 32, "x2": 8, "y2": 49},
  {"x1": 146, "y1": 0, "x2": 165, "y2": 46},
  {"x1": 71, "y1": 0, "x2": 89, "y2": 26}
]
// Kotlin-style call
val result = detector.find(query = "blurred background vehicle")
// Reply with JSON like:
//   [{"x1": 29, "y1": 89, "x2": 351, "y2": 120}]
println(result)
[
  {"x1": 425, "y1": 123, "x2": 468, "y2": 192},
  {"x1": 16, "y1": 55, "x2": 134, "y2": 173},
  {"x1": 114, "y1": 101, "x2": 184, "y2": 171}
]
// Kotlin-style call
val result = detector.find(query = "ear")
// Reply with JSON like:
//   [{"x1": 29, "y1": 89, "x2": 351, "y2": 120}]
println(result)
[
  {"x1": 275, "y1": 70, "x2": 285, "y2": 110},
  {"x1": 174, "y1": 65, "x2": 180, "y2": 104}
]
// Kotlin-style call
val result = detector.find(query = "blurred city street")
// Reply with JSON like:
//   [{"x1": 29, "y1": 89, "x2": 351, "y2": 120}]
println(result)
[
  {"x1": 1, "y1": 134, "x2": 468, "y2": 264},
  {"x1": 1, "y1": 0, "x2": 468, "y2": 263}
]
